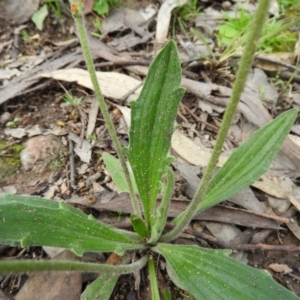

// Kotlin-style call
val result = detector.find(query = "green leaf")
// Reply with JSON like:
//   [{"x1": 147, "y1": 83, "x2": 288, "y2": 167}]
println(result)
[
  {"x1": 81, "y1": 254, "x2": 128, "y2": 300},
  {"x1": 0, "y1": 194, "x2": 144, "y2": 256},
  {"x1": 93, "y1": 0, "x2": 109, "y2": 15},
  {"x1": 0, "y1": 255, "x2": 148, "y2": 274},
  {"x1": 163, "y1": 288, "x2": 172, "y2": 300},
  {"x1": 148, "y1": 257, "x2": 160, "y2": 300},
  {"x1": 102, "y1": 152, "x2": 138, "y2": 193},
  {"x1": 148, "y1": 166, "x2": 174, "y2": 245},
  {"x1": 81, "y1": 273, "x2": 119, "y2": 300},
  {"x1": 124, "y1": 40, "x2": 185, "y2": 226},
  {"x1": 154, "y1": 244, "x2": 299, "y2": 300},
  {"x1": 31, "y1": 4, "x2": 48, "y2": 30},
  {"x1": 130, "y1": 214, "x2": 149, "y2": 238},
  {"x1": 218, "y1": 24, "x2": 240, "y2": 45},
  {"x1": 200, "y1": 108, "x2": 298, "y2": 212}
]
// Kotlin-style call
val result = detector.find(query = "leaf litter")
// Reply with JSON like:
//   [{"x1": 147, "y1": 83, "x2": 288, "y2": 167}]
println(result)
[{"x1": 1, "y1": 0, "x2": 300, "y2": 298}]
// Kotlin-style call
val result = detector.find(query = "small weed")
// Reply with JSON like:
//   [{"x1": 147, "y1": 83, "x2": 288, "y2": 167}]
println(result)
[
  {"x1": 48, "y1": 150, "x2": 66, "y2": 170},
  {"x1": 43, "y1": 0, "x2": 61, "y2": 17},
  {"x1": 21, "y1": 30, "x2": 31, "y2": 44},
  {"x1": 117, "y1": 210, "x2": 122, "y2": 222},
  {"x1": 91, "y1": 18, "x2": 103, "y2": 39},
  {"x1": 171, "y1": 0, "x2": 201, "y2": 38},
  {"x1": 5, "y1": 117, "x2": 20, "y2": 128},
  {"x1": 279, "y1": 0, "x2": 299, "y2": 12},
  {"x1": 272, "y1": 65, "x2": 300, "y2": 102},
  {"x1": 259, "y1": 86, "x2": 267, "y2": 100},
  {"x1": 93, "y1": 0, "x2": 120, "y2": 15},
  {"x1": 88, "y1": 134, "x2": 97, "y2": 141},
  {"x1": 217, "y1": 10, "x2": 299, "y2": 53},
  {"x1": 63, "y1": 90, "x2": 83, "y2": 107},
  {"x1": 0, "y1": 142, "x2": 24, "y2": 179}
]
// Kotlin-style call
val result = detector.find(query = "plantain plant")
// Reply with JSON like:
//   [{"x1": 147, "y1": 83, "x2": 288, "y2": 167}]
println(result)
[{"x1": 0, "y1": 0, "x2": 299, "y2": 299}]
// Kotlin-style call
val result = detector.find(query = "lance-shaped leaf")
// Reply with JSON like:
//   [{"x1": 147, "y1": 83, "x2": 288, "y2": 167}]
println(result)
[
  {"x1": 130, "y1": 214, "x2": 149, "y2": 238},
  {"x1": 199, "y1": 108, "x2": 298, "y2": 212},
  {"x1": 81, "y1": 253, "x2": 128, "y2": 300},
  {"x1": 124, "y1": 40, "x2": 185, "y2": 226},
  {"x1": 148, "y1": 166, "x2": 174, "y2": 245},
  {"x1": 102, "y1": 152, "x2": 138, "y2": 194},
  {"x1": 0, "y1": 194, "x2": 144, "y2": 256},
  {"x1": 81, "y1": 273, "x2": 119, "y2": 300},
  {"x1": 154, "y1": 244, "x2": 299, "y2": 300}
]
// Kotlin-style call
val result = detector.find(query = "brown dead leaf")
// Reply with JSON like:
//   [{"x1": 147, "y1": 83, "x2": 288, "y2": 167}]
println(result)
[
  {"x1": 40, "y1": 68, "x2": 142, "y2": 102},
  {"x1": 269, "y1": 263, "x2": 293, "y2": 274},
  {"x1": 156, "y1": 0, "x2": 187, "y2": 49},
  {"x1": 254, "y1": 53, "x2": 295, "y2": 71}
]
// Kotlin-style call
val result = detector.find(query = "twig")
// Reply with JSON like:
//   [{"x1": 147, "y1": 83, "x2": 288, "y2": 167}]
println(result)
[
  {"x1": 183, "y1": 54, "x2": 299, "y2": 75},
  {"x1": 94, "y1": 60, "x2": 151, "y2": 68},
  {"x1": 77, "y1": 107, "x2": 86, "y2": 148},
  {"x1": 234, "y1": 243, "x2": 300, "y2": 252},
  {"x1": 120, "y1": 82, "x2": 144, "y2": 105},
  {"x1": 68, "y1": 138, "x2": 76, "y2": 189},
  {"x1": 183, "y1": 103, "x2": 219, "y2": 132},
  {"x1": 253, "y1": 55, "x2": 299, "y2": 73}
]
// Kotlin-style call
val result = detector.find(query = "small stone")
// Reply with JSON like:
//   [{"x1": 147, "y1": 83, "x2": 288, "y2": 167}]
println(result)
[
  {"x1": 20, "y1": 135, "x2": 62, "y2": 173},
  {"x1": 222, "y1": 1, "x2": 232, "y2": 9}
]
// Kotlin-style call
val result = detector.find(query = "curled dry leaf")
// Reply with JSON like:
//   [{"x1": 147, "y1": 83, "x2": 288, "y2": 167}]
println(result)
[
  {"x1": 40, "y1": 69, "x2": 142, "y2": 102},
  {"x1": 155, "y1": 0, "x2": 187, "y2": 48},
  {"x1": 268, "y1": 263, "x2": 293, "y2": 274}
]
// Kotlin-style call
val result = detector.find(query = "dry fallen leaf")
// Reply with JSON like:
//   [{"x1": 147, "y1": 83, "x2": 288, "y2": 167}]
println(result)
[
  {"x1": 254, "y1": 53, "x2": 295, "y2": 71},
  {"x1": 69, "y1": 132, "x2": 92, "y2": 163},
  {"x1": 155, "y1": 0, "x2": 187, "y2": 48},
  {"x1": 171, "y1": 129, "x2": 228, "y2": 167},
  {"x1": 269, "y1": 263, "x2": 293, "y2": 274},
  {"x1": 40, "y1": 68, "x2": 142, "y2": 102}
]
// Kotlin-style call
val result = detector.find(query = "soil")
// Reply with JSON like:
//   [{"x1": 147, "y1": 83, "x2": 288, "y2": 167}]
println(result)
[{"x1": 1, "y1": 0, "x2": 300, "y2": 299}]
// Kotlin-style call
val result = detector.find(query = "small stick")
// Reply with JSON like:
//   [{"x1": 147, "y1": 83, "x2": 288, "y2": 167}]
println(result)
[
  {"x1": 120, "y1": 82, "x2": 144, "y2": 105},
  {"x1": 68, "y1": 138, "x2": 76, "y2": 189}
]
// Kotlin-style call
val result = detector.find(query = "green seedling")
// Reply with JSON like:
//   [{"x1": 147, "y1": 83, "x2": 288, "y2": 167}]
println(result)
[
  {"x1": 217, "y1": 10, "x2": 300, "y2": 53},
  {"x1": 192, "y1": 8, "x2": 300, "y2": 74},
  {"x1": 48, "y1": 150, "x2": 66, "y2": 170},
  {"x1": 272, "y1": 64, "x2": 300, "y2": 102},
  {"x1": 171, "y1": 0, "x2": 201, "y2": 38},
  {"x1": 62, "y1": 90, "x2": 83, "y2": 107},
  {"x1": 5, "y1": 117, "x2": 20, "y2": 128},
  {"x1": 93, "y1": 0, "x2": 120, "y2": 15},
  {"x1": 279, "y1": 0, "x2": 299, "y2": 12},
  {"x1": 117, "y1": 210, "x2": 123, "y2": 222},
  {"x1": 87, "y1": 134, "x2": 97, "y2": 141},
  {"x1": 0, "y1": 1, "x2": 299, "y2": 299},
  {"x1": 21, "y1": 30, "x2": 31, "y2": 44},
  {"x1": 91, "y1": 17, "x2": 103, "y2": 39},
  {"x1": 44, "y1": 0, "x2": 62, "y2": 17}
]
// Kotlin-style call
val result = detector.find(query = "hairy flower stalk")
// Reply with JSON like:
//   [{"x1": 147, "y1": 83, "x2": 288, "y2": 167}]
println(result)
[
  {"x1": 160, "y1": 0, "x2": 271, "y2": 243},
  {"x1": 69, "y1": 0, "x2": 141, "y2": 218}
]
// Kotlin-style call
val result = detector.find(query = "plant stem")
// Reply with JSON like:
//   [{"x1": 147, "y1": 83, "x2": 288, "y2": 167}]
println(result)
[
  {"x1": 160, "y1": 0, "x2": 271, "y2": 243},
  {"x1": 0, "y1": 255, "x2": 148, "y2": 274},
  {"x1": 148, "y1": 256, "x2": 160, "y2": 300},
  {"x1": 69, "y1": 1, "x2": 141, "y2": 218}
]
